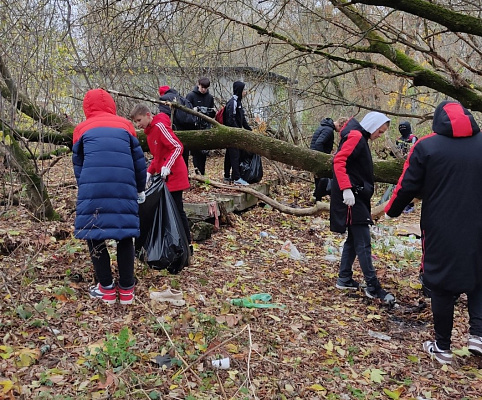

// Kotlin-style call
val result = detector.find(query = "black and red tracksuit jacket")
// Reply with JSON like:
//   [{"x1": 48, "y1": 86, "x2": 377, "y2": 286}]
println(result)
[
  {"x1": 330, "y1": 118, "x2": 374, "y2": 233},
  {"x1": 385, "y1": 101, "x2": 481, "y2": 294}
]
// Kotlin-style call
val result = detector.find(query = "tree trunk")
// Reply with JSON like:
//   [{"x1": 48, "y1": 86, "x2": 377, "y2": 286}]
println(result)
[
  {"x1": 12, "y1": 124, "x2": 405, "y2": 184},
  {"x1": 3, "y1": 134, "x2": 57, "y2": 220},
  {"x1": 173, "y1": 127, "x2": 405, "y2": 184}
]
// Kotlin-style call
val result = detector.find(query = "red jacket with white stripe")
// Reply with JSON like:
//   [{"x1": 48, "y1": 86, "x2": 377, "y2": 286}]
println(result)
[
  {"x1": 385, "y1": 101, "x2": 481, "y2": 293},
  {"x1": 144, "y1": 112, "x2": 189, "y2": 192}
]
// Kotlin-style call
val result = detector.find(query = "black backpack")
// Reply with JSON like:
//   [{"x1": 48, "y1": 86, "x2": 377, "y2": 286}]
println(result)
[{"x1": 171, "y1": 96, "x2": 197, "y2": 130}]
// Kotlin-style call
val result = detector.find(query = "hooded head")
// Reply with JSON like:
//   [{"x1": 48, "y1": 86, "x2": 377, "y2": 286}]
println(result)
[
  {"x1": 158, "y1": 85, "x2": 170, "y2": 96},
  {"x1": 360, "y1": 112, "x2": 391, "y2": 135},
  {"x1": 398, "y1": 121, "x2": 412, "y2": 138},
  {"x1": 432, "y1": 101, "x2": 480, "y2": 138},
  {"x1": 82, "y1": 88, "x2": 116, "y2": 118},
  {"x1": 233, "y1": 81, "x2": 246, "y2": 99}
]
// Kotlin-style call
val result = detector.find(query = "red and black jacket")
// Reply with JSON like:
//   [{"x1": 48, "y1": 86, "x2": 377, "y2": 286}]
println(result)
[
  {"x1": 385, "y1": 101, "x2": 481, "y2": 293},
  {"x1": 330, "y1": 118, "x2": 374, "y2": 233}
]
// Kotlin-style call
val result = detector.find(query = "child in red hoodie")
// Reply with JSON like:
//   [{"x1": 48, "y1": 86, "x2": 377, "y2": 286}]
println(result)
[{"x1": 130, "y1": 104, "x2": 191, "y2": 246}]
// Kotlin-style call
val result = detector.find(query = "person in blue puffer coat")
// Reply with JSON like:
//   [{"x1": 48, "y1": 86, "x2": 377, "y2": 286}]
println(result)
[{"x1": 72, "y1": 88, "x2": 147, "y2": 305}]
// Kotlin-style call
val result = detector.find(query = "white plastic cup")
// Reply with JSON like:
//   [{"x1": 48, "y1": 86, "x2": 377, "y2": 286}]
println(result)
[{"x1": 212, "y1": 357, "x2": 230, "y2": 369}]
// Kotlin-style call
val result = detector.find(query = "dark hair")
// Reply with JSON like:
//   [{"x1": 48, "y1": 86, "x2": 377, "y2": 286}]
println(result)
[{"x1": 198, "y1": 77, "x2": 210, "y2": 88}]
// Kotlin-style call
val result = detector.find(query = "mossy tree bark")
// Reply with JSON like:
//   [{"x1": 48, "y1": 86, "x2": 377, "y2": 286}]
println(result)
[
  {"x1": 11, "y1": 122, "x2": 405, "y2": 185},
  {"x1": 3, "y1": 134, "x2": 57, "y2": 220}
]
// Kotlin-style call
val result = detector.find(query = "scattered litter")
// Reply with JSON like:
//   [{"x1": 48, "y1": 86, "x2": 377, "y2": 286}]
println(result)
[
  {"x1": 234, "y1": 260, "x2": 245, "y2": 267},
  {"x1": 368, "y1": 330, "x2": 391, "y2": 341},
  {"x1": 260, "y1": 231, "x2": 269, "y2": 238},
  {"x1": 151, "y1": 354, "x2": 172, "y2": 368},
  {"x1": 150, "y1": 288, "x2": 185, "y2": 306},
  {"x1": 279, "y1": 240, "x2": 302, "y2": 260},
  {"x1": 230, "y1": 293, "x2": 286, "y2": 309},
  {"x1": 212, "y1": 357, "x2": 230, "y2": 369},
  {"x1": 324, "y1": 254, "x2": 339, "y2": 262},
  {"x1": 311, "y1": 217, "x2": 326, "y2": 228}
]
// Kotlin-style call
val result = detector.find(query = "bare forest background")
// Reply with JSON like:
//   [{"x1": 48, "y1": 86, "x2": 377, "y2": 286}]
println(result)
[
  {"x1": 1, "y1": 0, "x2": 482, "y2": 219},
  {"x1": 1, "y1": 2, "x2": 482, "y2": 399}
]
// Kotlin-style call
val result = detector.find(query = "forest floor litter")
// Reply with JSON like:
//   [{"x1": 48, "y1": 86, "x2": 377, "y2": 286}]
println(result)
[{"x1": 0, "y1": 154, "x2": 481, "y2": 400}]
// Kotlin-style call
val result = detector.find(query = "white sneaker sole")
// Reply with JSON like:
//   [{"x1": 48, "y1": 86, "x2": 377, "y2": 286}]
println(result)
[{"x1": 335, "y1": 284, "x2": 359, "y2": 290}]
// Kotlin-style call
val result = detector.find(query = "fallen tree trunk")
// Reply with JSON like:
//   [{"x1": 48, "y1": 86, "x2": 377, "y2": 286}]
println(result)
[
  {"x1": 190, "y1": 175, "x2": 398, "y2": 220},
  {"x1": 12, "y1": 124, "x2": 405, "y2": 184}
]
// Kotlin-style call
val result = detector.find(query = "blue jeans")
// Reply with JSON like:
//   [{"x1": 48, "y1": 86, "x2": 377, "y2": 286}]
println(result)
[
  {"x1": 431, "y1": 285, "x2": 482, "y2": 350},
  {"x1": 338, "y1": 224, "x2": 377, "y2": 286}
]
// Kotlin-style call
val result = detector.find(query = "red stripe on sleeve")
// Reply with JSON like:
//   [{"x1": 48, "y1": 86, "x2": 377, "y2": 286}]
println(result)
[
  {"x1": 334, "y1": 131, "x2": 362, "y2": 190},
  {"x1": 385, "y1": 133, "x2": 435, "y2": 212}
]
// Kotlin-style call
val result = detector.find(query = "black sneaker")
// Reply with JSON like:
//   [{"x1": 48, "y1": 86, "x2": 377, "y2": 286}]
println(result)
[
  {"x1": 223, "y1": 177, "x2": 233, "y2": 184},
  {"x1": 468, "y1": 335, "x2": 482, "y2": 356},
  {"x1": 365, "y1": 285, "x2": 395, "y2": 305},
  {"x1": 335, "y1": 278, "x2": 360, "y2": 290}
]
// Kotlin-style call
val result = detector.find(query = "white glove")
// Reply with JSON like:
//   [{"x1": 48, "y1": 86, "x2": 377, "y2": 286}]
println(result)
[
  {"x1": 161, "y1": 166, "x2": 170, "y2": 178},
  {"x1": 343, "y1": 189, "x2": 355, "y2": 206},
  {"x1": 137, "y1": 191, "x2": 146, "y2": 204},
  {"x1": 384, "y1": 213, "x2": 393, "y2": 220},
  {"x1": 145, "y1": 172, "x2": 152, "y2": 189}
]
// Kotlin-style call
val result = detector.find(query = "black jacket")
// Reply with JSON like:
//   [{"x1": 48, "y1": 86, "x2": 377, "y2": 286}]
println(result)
[
  {"x1": 310, "y1": 118, "x2": 335, "y2": 153},
  {"x1": 385, "y1": 101, "x2": 481, "y2": 293},
  {"x1": 224, "y1": 81, "x2": 251, "y2": 131},
  {"x1": 158, "y1": 88, "x2": 178, "y2": 117},
  {"x1": 330, "y1": 118, "x2": 374, "y2": 233},
  {"x1": 186, "y1": 86, "x2": 215, "y2": 118}
]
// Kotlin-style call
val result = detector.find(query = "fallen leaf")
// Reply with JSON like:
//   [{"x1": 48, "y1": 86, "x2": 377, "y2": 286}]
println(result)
[
  {"x1": 0, "y1": 380, "x2": 14, "y2": 394},
  {"x1": 308, "y1": 384, "x2": 326, "y2": 391}
]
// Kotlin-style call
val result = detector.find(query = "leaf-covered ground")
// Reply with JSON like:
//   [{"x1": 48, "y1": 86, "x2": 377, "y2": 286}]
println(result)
[{"x1": 0, "y1": 155, "x2": 481, "y2": 400}]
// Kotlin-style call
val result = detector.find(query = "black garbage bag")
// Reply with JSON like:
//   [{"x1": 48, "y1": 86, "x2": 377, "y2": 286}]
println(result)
[
  {"x1": 135, "y1": 176, "x2": 190, "y2": 274},
  {"x1": 239, "y1": 151, "x2": 263, "y2": 184}
]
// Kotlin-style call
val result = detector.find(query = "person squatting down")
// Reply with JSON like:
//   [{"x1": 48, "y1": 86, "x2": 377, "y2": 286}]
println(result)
[
  {"x1": 385, "y1": 101, "x2": 482, "y2": 365},
  {"x1": 72, "y1": 88, "x2": 147, "y2": 305},
  {"x1": 330, "y1": 111, "x2": 395, "y2": 305},
  {"x1": 130, "y1": 104, "x2": 192, "y2": 254}
]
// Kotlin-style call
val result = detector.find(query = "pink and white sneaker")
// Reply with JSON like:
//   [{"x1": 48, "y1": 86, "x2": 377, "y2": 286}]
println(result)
[
  {"x1": 118, "y1": 284, "x2": 135, "y2": 305},
  {"x1": 89, "y1": 282, "x2": 116, "y2": 304}
]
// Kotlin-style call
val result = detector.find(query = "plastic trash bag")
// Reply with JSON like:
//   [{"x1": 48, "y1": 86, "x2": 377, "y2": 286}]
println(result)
[
  {"x1": 136, "y1": 176, "x2": 190, "y2": 274},
  {"x1": 239, "y1": 151, "x2": 263, "y2": 184},
  {"x1": 279, "y1": 240, "x2": 302, "y2": 260}
]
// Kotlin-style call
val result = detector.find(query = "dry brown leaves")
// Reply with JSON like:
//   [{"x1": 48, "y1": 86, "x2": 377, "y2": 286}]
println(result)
[{"x1": 0, "y1": 155, "x2": 481, "y2": 400}]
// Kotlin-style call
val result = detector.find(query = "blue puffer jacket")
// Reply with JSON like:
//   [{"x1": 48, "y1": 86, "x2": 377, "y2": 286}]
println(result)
[{"x1": 72, "y1": 89, "x2": 147, "y2": 241}]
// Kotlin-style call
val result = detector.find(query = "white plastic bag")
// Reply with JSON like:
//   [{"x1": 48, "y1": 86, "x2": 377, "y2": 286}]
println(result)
[{"x1": 279, "y1": 240, "x2": 302, "y2": 260}]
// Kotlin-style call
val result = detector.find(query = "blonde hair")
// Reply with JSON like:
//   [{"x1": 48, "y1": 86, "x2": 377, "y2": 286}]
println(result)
[
  {"x1": 129, "y1": 103, "x2": 150, "y2": 120},
  {"x1": 334, "y1": 117, "x2": 349, "y2": 131}
]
